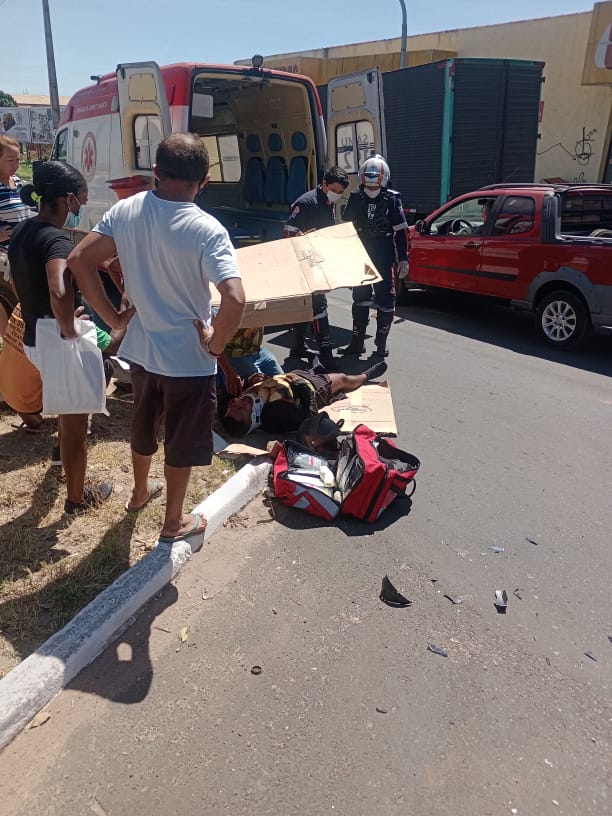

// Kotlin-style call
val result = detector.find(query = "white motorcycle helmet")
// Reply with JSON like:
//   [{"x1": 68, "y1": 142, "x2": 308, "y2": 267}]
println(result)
[{"x1": 359, "y1": 154, "x2": 390, "y2": 190}]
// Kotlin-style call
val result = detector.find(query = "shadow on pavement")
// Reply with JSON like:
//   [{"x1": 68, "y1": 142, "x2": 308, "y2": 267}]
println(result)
[
  {"x1": 68, "y1": 582, "x2": 178, "y2": 704},
  {"x1": 271, "y1": 496, "x2": 413, "y2": 535},
  {"x1": 395, "y1": 290, "x2": 612, "y2": 377}
]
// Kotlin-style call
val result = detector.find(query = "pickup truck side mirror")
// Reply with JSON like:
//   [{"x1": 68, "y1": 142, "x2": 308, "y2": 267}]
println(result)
[{"x1": 415, "y1": 219, "x2": 429, "y2": 235}]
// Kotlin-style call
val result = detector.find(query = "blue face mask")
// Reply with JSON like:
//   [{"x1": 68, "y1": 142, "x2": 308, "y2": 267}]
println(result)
[{"x1": 65, "y1": 209, "x2": 84, "y2": 229}]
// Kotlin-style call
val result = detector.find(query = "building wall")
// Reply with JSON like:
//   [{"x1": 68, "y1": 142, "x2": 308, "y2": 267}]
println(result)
[{"x1": 249, "y1": 12, "x2": 612, "y2": 184}]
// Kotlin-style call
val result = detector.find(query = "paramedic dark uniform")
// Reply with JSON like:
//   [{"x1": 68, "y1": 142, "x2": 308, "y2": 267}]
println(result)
[
  {"x1": 342, "y1": 187, "x2": 408, "y2": 353},
  {"x1": 285, "y1": 186, "x2": 337, "y2": 359}
]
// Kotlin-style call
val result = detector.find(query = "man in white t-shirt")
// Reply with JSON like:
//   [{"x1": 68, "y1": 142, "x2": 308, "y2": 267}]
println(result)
[{"x1": 68, "y1": 133, "x2": 245, "y2": 543}]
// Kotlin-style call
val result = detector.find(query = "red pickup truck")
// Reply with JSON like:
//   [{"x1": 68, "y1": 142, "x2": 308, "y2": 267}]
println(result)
[{"x1": 401, "y1": 184, "x2": 612, "y2": 349}]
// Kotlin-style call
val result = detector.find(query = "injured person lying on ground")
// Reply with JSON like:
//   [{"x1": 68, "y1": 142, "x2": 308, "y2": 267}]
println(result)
[{"x1": 219, "y1": 361, "x2": 388, "y2": 438}]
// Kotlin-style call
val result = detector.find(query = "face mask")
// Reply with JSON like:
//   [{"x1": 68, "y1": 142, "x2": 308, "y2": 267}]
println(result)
[
  {"x1": 326, "y1": 190, "x2": 343, "y2": 204},
  {"x1": 364, "y1": 187, "x2": 381, "y2": 199},
  {"x1": 65, "y1": 209, "x2": 84, "y2": 229},
  {"x1": 65, "y1": 193, "x2": 84, "y2": 229}
]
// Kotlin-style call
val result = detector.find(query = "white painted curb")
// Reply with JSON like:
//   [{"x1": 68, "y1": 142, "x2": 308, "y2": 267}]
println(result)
[{"x1": 0, "y1": 456, "x2": 271, "y2": 751}]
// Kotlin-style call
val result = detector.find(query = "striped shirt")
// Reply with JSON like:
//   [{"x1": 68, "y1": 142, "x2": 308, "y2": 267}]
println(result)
[{"x1": 0, "y1": 176, "x2": 35, "y2": 243}]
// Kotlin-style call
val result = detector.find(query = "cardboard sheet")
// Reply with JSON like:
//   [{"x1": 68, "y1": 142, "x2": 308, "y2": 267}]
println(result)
[
  {"x1": 323, "y1": 380, "x2": 397, "y2": 436},
  {"x1": 214, "y1": 222, "x2": 381, "y2": 328}
]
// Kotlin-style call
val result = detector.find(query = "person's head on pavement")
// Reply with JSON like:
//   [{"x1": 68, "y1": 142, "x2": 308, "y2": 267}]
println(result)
[
  {"x1": 154, "y1": 133, "x2": 210, "y2": 202},
  {"x1": 223, "y1": 393, "x2": 263, "y2": 436}
]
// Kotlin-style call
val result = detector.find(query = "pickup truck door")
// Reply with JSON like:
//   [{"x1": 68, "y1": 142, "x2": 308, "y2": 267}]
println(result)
[
  {"x1": 410, "y1": 194, "x2": 486, "y2": 291},
  {"x1": 326, "y1": 68, "x2": 386, "y2": 190},
  {"x1": 116, "y1": 62, "x2": 172, "y2": 179},
  {"x1": 478, "y1": 195, "x2": 538, "y2": 298}
]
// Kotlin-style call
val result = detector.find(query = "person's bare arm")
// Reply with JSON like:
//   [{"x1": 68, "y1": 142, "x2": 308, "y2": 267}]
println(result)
[
  {"x1": 46, "y1": 258, "x2": 78, "y2": 338},
  {"x1": 217, "y1": 353, "x2": 243, "y2": 396},
  {"x1": 207, "y1": 278, "x2": 246, "y2": 355},
  {"x1": 67, "y1": 233, "x2": 133, "y2": 331}
]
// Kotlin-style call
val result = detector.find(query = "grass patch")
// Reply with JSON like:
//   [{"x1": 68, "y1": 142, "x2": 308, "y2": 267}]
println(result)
[{"x1": 0, "y1": 390, "x2": 237, "y2": 677}]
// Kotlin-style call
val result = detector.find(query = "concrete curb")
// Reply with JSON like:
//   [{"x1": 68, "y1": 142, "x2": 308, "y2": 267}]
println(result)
[{"x1": 0, "y1": 456, "x2": 271, "y2": 751}]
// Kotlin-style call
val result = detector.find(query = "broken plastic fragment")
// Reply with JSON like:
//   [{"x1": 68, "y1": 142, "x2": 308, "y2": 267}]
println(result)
[
  {"x1": 427, "y1": 643, "x2": 448, "y2": 657},
  {"x1": 525, "y1": 537, "x2": 539, "y2": 545},
  {"x1": 584, "y1": 651, "x2": 597, "y2": 662},
  {"x1": 375, "y1": 707, "x2": 388, "y2": 714},
  {"x1": 444, "y1": 594, "x2": 462, "y2": 605},
  {"x1": 250, "y1": 665, "x2": 262, "y2": 675},
  {"x1": 379, "y1": 575, "x2": 411, "y2": 607},
  {"x1": 513, "y1": 588, "x2": 523, "y2": 600},
  {"x1": 178, "y1": 627, "x2": 188, "y2": 643},
  {"x1": 494, "y1": 590, "x2": 508, "y2": 612},
  {"x1": 488, "y1": 546, "x2": 505, "y2": 554}
]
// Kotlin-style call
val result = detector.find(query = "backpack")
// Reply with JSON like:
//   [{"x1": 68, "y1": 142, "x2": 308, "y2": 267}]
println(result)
[
  {"x1": 271, "y1": 425, "x2": 420, "y2": 523},
  {"x1": 336, "y1": 424, "x2": 420, "y2": 522}
]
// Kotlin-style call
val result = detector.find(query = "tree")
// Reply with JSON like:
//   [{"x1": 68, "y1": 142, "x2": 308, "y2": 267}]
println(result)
[{"x1": 0, "y1": 91, "x2": 17, "y2": 107}]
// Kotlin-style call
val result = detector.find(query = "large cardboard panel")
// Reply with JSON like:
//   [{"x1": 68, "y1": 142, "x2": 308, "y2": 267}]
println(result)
[
  {"x1": 324, "y1": 380, "x2": 397, "y2": 436},
  {"x1": 213, "y1": 222, "x2": 381, "y2": 328}
]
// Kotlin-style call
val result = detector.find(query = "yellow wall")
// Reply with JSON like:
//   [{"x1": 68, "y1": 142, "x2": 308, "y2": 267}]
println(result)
[{"x1": 242, "y1": 12, "x2": 612, "y2": 184}]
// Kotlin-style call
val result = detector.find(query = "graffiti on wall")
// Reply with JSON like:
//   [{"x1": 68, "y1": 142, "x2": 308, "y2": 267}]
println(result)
[{"x1": 538, "y1": 127, "x2": 598, "y2": 167}]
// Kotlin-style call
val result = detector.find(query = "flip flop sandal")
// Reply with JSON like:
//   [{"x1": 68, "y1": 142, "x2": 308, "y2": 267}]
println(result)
[
  {"x1": 158, "y1": 513, "x2": 207, "y2": 545},
  {"x1": 15, "y1": 421, "x2": 50, "y2": 433},
  {"x1": 124, "y1": 480, "x2": 164, "y2": 512}
]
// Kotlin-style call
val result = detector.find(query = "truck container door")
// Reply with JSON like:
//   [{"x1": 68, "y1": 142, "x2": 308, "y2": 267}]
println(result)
[
  {"x1": 326, "y1": 68, "x2": 386, "y2": 189},
  {"x1": 115, "y1": 62, "x2": 171, "y2": 187}
]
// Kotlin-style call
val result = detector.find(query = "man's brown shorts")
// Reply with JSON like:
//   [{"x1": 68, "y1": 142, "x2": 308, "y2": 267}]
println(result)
[
  {"x1": 130, "y1": 363, "x2": 216, "y2": 468},
  {"x1": 293, "y1": 369, "x2": 333, "y2": 410}
]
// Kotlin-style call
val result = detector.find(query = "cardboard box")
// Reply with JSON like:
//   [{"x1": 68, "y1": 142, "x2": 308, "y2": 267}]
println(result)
[
  {"x1": 324, "y1": 380, "x2": 397, "y2": 436},
  {"x1": 214, "y1": 222, "x2": 381, "y2": 328}
]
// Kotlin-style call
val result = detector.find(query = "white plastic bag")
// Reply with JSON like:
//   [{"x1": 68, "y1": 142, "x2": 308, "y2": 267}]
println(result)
[{"x1": 32, "y1": 318, "x2": 108, "y2": 415}]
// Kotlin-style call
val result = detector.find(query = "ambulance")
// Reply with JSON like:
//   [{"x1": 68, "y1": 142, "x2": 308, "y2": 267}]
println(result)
[{"x1": 50, "y1": 59, "x2": 327, "y2": 244}]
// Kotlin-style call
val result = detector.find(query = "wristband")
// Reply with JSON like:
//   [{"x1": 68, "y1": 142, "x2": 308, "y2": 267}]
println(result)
[{"x1": 206, "y1": 344, "x2": 223, "y2": 358}]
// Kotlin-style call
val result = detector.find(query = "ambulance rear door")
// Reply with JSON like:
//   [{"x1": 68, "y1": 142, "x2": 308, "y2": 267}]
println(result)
[
  {"x1": 116, "y1": 62, "x2": 171, "y2": 178},
  {"x1": 326, "y1": 67, "x2": 386, "y2": 190}
]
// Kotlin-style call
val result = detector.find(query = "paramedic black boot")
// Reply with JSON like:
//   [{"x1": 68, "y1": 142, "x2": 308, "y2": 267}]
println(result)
[
  {"x1": 313, "y1": 313, "x2": 339, "y2": 370},
  {"x1": 341, "y1": 322, "x2": 367, "y2": 355},
  {"x1": 374, "y1": 314, "x2": 392, "y2": 358},
  {"x1": 289, "y1": 324, "x2": 309, "y2": 358}
]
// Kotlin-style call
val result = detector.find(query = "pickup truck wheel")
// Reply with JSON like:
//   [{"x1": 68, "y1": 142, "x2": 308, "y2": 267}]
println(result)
[{"x1": 536, "y1": 290, "x2": 592, "y2": 350}]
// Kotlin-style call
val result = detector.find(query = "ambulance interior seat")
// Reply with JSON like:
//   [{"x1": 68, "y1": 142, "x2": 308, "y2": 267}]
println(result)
[
  {"x1": 264, "y1": 133, "x2": 287, "y2": 205},
  {"x1": 244, "y1": 134, "x2": 265, "y2": 204},
  {"x1": 287, "y1": 131, "x2": 309, "y2": 204}
]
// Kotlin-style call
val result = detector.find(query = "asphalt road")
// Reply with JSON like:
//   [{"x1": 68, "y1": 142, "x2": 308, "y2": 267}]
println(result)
[{"x1": 1, "y1": 291, "x2": 611, "y2": 816}]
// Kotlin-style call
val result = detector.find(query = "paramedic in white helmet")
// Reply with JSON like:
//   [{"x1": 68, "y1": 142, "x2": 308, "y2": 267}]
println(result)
[{"x1": 341, "y1": 155, "x2": 408, "y2": 358}]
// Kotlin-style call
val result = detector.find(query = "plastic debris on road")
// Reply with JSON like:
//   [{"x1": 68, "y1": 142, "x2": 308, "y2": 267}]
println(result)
[
  {"x1": 250, "y1": 665, "x2": 262, "y2": 675},
  {"x1": 525, "y1": 537, "x2": 539, "y2": 545},
  {"x1": 178, "y1": 627, "x2": 188, "y2": 643},
  {"x1": 379, "y1": 575, "x2": 411, "y2": 607},
  {"x1": 444, "y1": 594, "x2": 462, "y2": 605},
  {"x1": 584, "y1": 651, "x2": 597, "y2": 662},
  {"x1": 494, "y1": 590, "x2": 508, "y2": 613},
  {"x1": 427, "y1": 643, "x2": 448, "y2": 657},
  {"x1": 488, "y1": 546, "x2": 505, "y2": 554},
  {"x1": 375, "y1": 707, "x2": 389, "y2": 714}
]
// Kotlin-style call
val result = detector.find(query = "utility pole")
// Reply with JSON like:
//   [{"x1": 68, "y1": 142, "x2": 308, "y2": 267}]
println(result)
[
  {"x1": 42, "y1": 0, "x2": 61, "y2": 129},
  {"x1": 398, "y1": 0, "x2": 407, "y2": 69}
]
